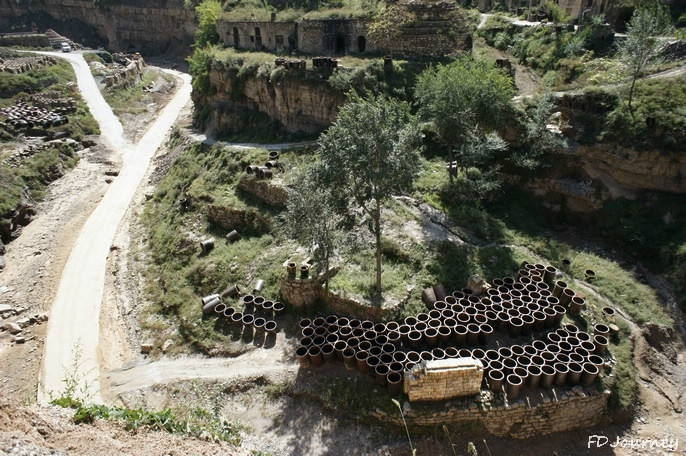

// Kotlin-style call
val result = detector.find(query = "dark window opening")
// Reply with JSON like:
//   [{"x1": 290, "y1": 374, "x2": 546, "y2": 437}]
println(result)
[
  {"x1": 233, "y1": 27, "x2": 239, "y2": 46},
  {"x1": 335, "y1": 35, "x2": 345, "y2": 54},
  {"x1": 357, "y1": 36, "x2": 366, "y2": 53},
  {"x1": 250, "y1": 36, "x2": 255, "y2": 43},
  {"x1": 255, "y1": 27, "x2": 261, "y2": 36},
  {"x1": 275, "y1": 35, "x2": 284, "y2": 46}
]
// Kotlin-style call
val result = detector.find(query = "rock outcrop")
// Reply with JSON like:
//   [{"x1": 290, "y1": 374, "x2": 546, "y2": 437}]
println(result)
[
  {"x1": 0, "y1": 0, "x2": 196, "y2": 55},
  {"x1": 199, "y1": 61, "x2": 345, "y2": 135}
]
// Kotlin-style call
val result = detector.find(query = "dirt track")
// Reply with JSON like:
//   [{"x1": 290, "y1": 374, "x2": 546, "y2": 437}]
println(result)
[{"x1": 36, "y1": 51, "x2": 192, "y2": 403}]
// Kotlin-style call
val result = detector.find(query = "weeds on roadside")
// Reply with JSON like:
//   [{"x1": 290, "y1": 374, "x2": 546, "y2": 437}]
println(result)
[
  {"x1": 49, "y1": 341, "x2": 94, "y2": 408},
  {"x1": 392, "y1": 398, "x2": 416, "y2": 456}
]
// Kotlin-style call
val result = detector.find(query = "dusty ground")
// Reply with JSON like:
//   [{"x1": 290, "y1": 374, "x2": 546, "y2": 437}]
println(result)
[{"x1": 1, "y1": 53, "x2": 685, "y2": 455}]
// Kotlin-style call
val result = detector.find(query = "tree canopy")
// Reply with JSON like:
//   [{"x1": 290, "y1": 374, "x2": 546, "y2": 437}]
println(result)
[
  {"x1": 618, "y1": 3, "x2": 672, "y2": 119},
  {"x1": 317, "y1": 92, "x2": 423, "y2": 293},
  {"x1": 195, "y1": 0, "x2": 222, "y2": 47},
  {"x1": 415, "y1": 58, "x2": 514, "y2": 151},
  {"x1": 415, "y1": 58, "x2": 514, "y2": 200}
]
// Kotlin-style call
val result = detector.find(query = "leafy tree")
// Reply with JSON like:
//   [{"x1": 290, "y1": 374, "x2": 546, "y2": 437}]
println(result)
[
  {"x1": 513, "y1": 91, "x2": 566, "y2": 170},
  {"x1": 317, "y1": 93, "x2": 423, "y2": 294},
  {"x1": 195, "y1": 0, "x2": 222, "y2": 47},
  {"x1": 545, "y1": 0, "x2": 571, "y2": 24},
  {"x1": 414, "y1": 58, "x2": 514, "y2": 184},
  {"x1": 618, "y1": 3, "x2": 672, "y2": 119},
  {"x1": 281, "y1": 164, "x2": 342, "y2": 292}
]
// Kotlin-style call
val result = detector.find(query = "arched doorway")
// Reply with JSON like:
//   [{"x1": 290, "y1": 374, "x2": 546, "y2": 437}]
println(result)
[{"x1": 357, "y1": 36, "x2": 366, "y2": 53}]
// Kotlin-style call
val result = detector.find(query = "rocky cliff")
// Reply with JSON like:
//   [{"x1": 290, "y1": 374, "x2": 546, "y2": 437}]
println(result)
[
  {"x1": 517, "y1": 89, "x2": 686, "y2": 215},
  {"x1": 0, "y1": 0, "x2": 196, "y2": 55},
  {"x1": 198, "y1": 61, "x2": 345, "y2": 135}
]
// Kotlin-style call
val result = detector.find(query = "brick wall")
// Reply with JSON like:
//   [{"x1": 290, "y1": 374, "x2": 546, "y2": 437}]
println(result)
[{"x1": 404, "y1": 358, "x2": 484, "y2": 402}]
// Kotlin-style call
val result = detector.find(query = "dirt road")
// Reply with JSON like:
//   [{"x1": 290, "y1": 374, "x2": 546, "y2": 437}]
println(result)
[{"x1": 37, "y1": 52, "x2": 191, "y2": 403}]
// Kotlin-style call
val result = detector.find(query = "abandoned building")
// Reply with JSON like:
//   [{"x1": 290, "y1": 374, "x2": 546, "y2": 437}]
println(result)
[
  {"x1": 478, "y1": 0, "x2": 611, "y2": 23},
  {"x1": 216, "y1": 1, "x2": 473, "y2": 58}
]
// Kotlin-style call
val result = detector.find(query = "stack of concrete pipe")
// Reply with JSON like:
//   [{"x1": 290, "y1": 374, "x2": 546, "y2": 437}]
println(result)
[{"x1": 295, "y1": 263, "x2": 609, "y2": 399}]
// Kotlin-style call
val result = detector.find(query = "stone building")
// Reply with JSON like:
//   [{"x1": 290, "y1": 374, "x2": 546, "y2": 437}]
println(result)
[
  {"x1": 217, "y1": 19, "x2": 297, "y2": 53},
  {"x1": 554, "y1": 0, "x2": 611, "y2": 22},
  {"x1": 478, "y1": 0, "x2": 612, "y2": 23},
  {"x1": 297, "y1": 19, "x2": 373, "y2": 55},
  {"x1": 216, "y1": 1, "x2": 472, "y2": 58}
]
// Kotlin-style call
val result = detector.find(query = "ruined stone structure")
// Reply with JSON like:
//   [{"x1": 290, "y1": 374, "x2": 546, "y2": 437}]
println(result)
[
  {"x1": 297, "y1": 19, "x2": 373, "y2": 55},
  {"x1": 236, "y1": 175, "x2": 288, "y2": 209},
  {"x1": 0, "y1": 32, "x2": 50, "y2": 48},
  {"x1": 103, "y1": 53, "x2": 146, "y2": 88},
  {"x1": 280, "y1": 273, "x2": 395, "y2": 320},
  {"x1": 404, "y1": 358, "x2": 484, "y2": 401},
  {"x1": 217, "y1": 20, "x2": 297, "y2": 54},
  {"x1": 552, "y1": 0, "x2": 611, "y2": 23},
  {"x1": 479, "y1": 0, "x2": 610, "y2": 23},
  {"x1": 217, "y1": 1, "x2": 472, "y2": 59}
]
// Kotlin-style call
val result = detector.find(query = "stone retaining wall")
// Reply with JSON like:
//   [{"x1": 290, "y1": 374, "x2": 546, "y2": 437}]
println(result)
[
  {"x1": 237, "y1": 175, "x2": 288, "y2": 208},
  {"x1": 280, "y1": 274, "x2": 394, "y2": 320},
  {"x1": 372, "y1": 388, "x2": 610, "y2": 439},
  {"x1": 0, "y1": 33, "x2": 50, "y2": 48}
]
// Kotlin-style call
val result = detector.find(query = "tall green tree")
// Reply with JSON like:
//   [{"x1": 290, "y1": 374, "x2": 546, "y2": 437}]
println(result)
[
  {"x1": 281, "y1": 164, "x2": 341, "y2": 292},
  {"x1": 618, "y1": 3, "x2": 672, "y2": 119},
  {"x1": 195, "y1": 0, "x2": 222, "y2": 47},
  {"x1": 317, "y1": 93, "x2": 423, "y2": 294},
  {"x1": 415, "y1": 58, "x2": 514, "y2": 183},
  {"x1": 513, "y1": 91, "x2": 566, "y2": 170}
]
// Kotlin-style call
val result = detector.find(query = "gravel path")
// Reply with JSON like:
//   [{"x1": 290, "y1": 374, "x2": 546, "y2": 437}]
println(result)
[{"x1": 36, "y1": 51, "x2": 191, "y2": 403}]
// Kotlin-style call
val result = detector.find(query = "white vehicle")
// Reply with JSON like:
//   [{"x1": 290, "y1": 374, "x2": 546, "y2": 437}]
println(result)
[{"x1": 60, "y1": 42, "x2": 71, "y2": 52}]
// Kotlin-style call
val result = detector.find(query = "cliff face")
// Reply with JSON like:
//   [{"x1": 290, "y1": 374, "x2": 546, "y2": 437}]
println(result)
[
  {"x1": 515, "y1": 89, "x2": 686, "y2": 215},
  {"x1": 0, "y1": 0, "x2": 196, "y2": 55},
  {"x1": 199, "y1": 63, "x2": 345, "y2": 135}
]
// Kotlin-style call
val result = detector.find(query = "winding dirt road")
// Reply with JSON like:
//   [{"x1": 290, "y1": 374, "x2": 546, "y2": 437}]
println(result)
[{"x1": 37, "y1": 51, "x2": 191, "y2": 403}]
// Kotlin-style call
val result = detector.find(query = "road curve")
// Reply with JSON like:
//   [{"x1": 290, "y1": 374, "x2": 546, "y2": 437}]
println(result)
[
  {"x1": 37, "y1": 51, "x2": 192, "y2": 404},
  {"x1": 102, "y1": 352, "x2": 297, "y2": 401}
]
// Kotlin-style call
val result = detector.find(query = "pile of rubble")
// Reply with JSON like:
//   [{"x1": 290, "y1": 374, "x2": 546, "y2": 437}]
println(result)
[
  {"x1": 3, "y1": 138, "x2": 82, "y2": 168},
  {"x1": 0, "y1": 55, "x2": 56, "y2": 74},
  {"x1": 0, "y1": 298, "x2": 48, "y2": 345},
  {"x1": 0, "y1": 98, "x2": 70, "y2": 133}
]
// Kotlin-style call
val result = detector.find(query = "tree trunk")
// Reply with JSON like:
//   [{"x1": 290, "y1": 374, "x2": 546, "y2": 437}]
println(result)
[
  {"x1": 448, "y1": 149, "x2": 455, "y2": 183},
  {"x1": 627, "y1": 74, "x2": 638, "y2": 121},
  {"x1": 375, "y1": 198, "x2": 382, "y2": 294}
]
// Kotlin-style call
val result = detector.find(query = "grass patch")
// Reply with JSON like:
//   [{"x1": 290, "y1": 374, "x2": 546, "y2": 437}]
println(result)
[
  {"x1": 140, "y1": 140, "x2": 300, "y2": 352},
  {"x1": 601, "y1": 76, "x2": 686, "y2": 150},
  {"x1": 0, "y1": 141, "x2": 80, "y2": 238},
  {"x1": 102, "y1": 68, "x2": 169, "y2": 118},
  {"x1": 51, "y1": 396, "x2": 244, "y2": 444}
]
